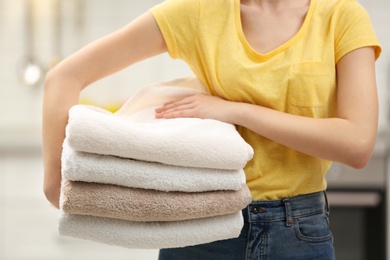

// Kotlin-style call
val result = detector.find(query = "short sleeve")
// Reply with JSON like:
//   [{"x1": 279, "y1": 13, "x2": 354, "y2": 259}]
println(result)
[
  {"x1": 150, "y1": 0, "x2": 200, "y2": 60},
  {"x1": 334, "y1": 1, "x2": 381, "y2": 63}
]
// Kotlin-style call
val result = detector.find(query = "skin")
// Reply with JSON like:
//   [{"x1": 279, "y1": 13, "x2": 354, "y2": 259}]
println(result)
[{"x1": 42, "y1": 0, "x2": 379, "y2": 208}]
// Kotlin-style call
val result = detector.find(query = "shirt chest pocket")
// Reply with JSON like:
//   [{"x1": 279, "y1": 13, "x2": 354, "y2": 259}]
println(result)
[{"x1": 287, "y1": 62, "x2": 335, "y2": 117}]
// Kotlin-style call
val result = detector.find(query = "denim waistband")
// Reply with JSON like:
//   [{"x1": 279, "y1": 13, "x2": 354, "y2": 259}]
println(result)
[{"x1": 243, "y1": 191, "x2": 328, "y2": 225}]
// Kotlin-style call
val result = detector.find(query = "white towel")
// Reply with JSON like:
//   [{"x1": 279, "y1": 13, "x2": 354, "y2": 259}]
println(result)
[
  {"x1": 61, "y1": 142, "x2": 246, "y2": 192},
  {"x1": 58, "y1": 211, "x2": 244, "y2": 249},
  {"x1": 65, "y1": 77, "x2": 254, "y2": 170}
]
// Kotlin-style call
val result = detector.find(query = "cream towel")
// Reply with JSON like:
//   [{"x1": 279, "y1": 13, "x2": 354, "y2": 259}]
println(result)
[
  {"x1": 60, "y1": 180, "x2": 252, "y2": 222},
  {"x1": 65, "y1": 77, "x2": 253, "y2": 170},
  {"x1": 61, "y1": 142, "x2": 246, "y2": 192},
  {"x1": 58, "y1": 211, "x2": 244, "y2": 249},
  {"x1": 115, "y1": 76, "x2": 208, "y2": 119}
]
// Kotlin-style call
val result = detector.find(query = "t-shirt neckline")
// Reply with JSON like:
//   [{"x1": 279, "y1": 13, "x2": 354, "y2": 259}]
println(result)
[{"x1": 234, "y1": 0, "x2": 317, "y2": 61}]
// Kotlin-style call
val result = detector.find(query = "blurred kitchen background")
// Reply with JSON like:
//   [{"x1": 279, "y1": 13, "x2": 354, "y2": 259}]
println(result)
[{"x1": 0, "y1": 0, "x2": 389, "y2": 259}]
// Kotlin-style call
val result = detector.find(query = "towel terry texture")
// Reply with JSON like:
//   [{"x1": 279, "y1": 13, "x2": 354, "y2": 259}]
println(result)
[
  {"x1": 65, "y1": 77, "x2": 254, "y2": 170},
  {"x1": 58, "y1": 211, "x2": 244, "y2": 249},
  {"x1": 59, "y1": 76, "x2": 253, "y2": 249},
  {"x1": 61, "y1": 142, "x2": 246, "y2": 192},
  {"x1": 60, "y1": 180, "x2": 252, "y2": 222},
  {"x1": 66, "y1": 105, "x2": 253, "y2": 170}
]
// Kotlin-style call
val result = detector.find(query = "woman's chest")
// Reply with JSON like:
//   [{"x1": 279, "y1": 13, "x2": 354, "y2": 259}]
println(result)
[
  {"x1": 202, "y1": 43, "x2": 337, "y2": 118},
  {"x1": 239, "y1": 4, "x2": 309, "y2": 54}
]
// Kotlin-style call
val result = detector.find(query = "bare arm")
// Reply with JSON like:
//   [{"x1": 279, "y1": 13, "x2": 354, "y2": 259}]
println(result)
[
  {"x1": 42, "y1": 12, "x2": 167, "y2": 208},
  {"x1": 156, "y1": 47, "x2": 378, "y2": 169}
]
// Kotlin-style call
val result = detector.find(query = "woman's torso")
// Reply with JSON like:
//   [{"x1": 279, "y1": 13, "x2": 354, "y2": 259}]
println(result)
[{"x1": 150, "y1": 0, "x2": 380, "y2": 200}]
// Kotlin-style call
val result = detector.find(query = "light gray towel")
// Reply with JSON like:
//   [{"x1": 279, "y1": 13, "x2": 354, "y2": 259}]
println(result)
[
  {"x1": 61, "y1": 142, "x2": 246, "y2": 192},
  {"x1": 58, "y1": 211, "x2": 244, "y2": 249}
]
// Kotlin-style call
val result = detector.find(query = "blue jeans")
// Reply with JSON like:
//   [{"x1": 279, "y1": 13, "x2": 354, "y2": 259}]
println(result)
[{"x1": 158, "y1": 191, "x2": 335, "y2": 260}]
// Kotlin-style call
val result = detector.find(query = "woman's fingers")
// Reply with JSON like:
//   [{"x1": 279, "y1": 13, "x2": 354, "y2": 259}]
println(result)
[
  {"x1": 155, "y1": 99, "x2": 189, "y2": 112},
  {"x1": 155, "y1": 95, "x2": 197, "y2": 118},
  {"x1": 155, "y1": 103, "x2": 195, "y2": 118},
  {"x1": 154, "y1": 93, "x2": 230, "y2": 121}
]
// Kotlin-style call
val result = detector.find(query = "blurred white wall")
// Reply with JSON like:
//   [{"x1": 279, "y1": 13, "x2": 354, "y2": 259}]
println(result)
[
  {"x1": 360, "y1": 0, "x2": 390, "y2": 133},
  {"x1": 0, "y1": 0, "x2": 389, "y2": 147},
  {"x1": 0, "y1": 0, "x2": 192, "y2": 147}
]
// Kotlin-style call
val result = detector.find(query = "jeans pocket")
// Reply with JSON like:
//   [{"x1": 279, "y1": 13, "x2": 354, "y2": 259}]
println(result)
[{"x1": 293, "y1": 211, "x2": 333, "y2": 243}]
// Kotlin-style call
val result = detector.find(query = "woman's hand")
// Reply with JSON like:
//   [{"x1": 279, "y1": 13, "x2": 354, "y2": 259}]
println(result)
[{"x1": 155, "y1": 93, "x2": 235, "y2": 123}]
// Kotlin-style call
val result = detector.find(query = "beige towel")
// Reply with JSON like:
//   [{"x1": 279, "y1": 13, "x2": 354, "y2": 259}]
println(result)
[{"x1": 60, "y1": 180, "x2": 252, "y2": 222}]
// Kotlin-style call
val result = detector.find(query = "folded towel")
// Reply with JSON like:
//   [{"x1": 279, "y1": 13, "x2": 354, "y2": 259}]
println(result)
[
  {"x1": 58, "y1": 211, "x2": 244, "y2": 249},
  {"x1": 65, "y1": 77, "x2": 253, "y2": 170},
  {"x1": 61, "y1": 142, "x2": 246, "y2": 192},
  {"x1": 60, "y1": 180, "x2": 252, "y2": 222}
]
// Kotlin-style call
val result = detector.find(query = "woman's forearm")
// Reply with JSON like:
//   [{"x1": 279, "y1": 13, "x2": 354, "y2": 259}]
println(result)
[
  {"x1": 229, "y1": 102, "x2": 377, "y2": 169},
  {"x1": 155, "y1": 94, "x2": 377, "y2": 168},
  {"x1": 156, "y1": 47, "x2": 378, "y2": 169},
  {"x1": 233, "y1": 48, "x2": 378, "y2": 169},
  {"x1": 42, "y1": 69, "x2": 83, "y2": 208},
  {"x1": 41, "y1": 12, "x2": 167, "y2": 208}
]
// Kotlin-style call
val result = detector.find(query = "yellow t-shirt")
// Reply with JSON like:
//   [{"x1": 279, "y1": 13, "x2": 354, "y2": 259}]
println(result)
[{"x1": 150, "y1": 0, "x2": 382, "y2": 200}]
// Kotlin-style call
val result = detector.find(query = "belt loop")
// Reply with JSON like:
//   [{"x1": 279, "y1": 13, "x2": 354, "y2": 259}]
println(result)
[
  {"x1": 282, "y1": 198, "x2": 294, "y2": 227},
  {"x1": 323, "y1": 191, "x2": 330, "y2": 214},
  {"x1": 243, "y1": 204, "x2": 250, "y2": 222}
]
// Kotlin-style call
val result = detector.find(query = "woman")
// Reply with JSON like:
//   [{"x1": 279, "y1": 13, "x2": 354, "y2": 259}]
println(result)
[{"x1": 42, "y1": 0, "x2": 381, "y2": 259}]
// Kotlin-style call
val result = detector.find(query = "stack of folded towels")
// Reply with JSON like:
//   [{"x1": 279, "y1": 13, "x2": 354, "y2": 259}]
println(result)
[{"x1": 58, "y1": 76, "x2": 254, "y2": 249}]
